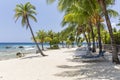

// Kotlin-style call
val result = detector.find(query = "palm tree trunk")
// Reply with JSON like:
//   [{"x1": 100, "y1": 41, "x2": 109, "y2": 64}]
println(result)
[
  {"x1": 89, "y1": 22, "x2": 96, "y2": 52},
  {"x1": 104, "y1": 32, "x2": 107, "y2": 44},
  {"x1": 26, "y1": 16, "x2": 46, "y2": 56},
  {"x1": 99, "y1": 0, "x2": 119, "y2": 63},
  {"x1": 76, "y1": 33, "x2": 78, "y2": 46},
  {"x1": 88, "y1": 32, "x2": 91, "y2": 47},
  {"x1": 50, "y1": 41, "x2": 52, "y2": 48},
  {"x1": 96, "y1": 20, "x2": 102, "y2": 53},
  {"x1": 62, "y1": 41, "x2": 64, "y2": 48},
  {"x1": 96, "y1": 38, "x2": 99, "y2": 48},
  {"x1": 83, "y1": 31, "x2": 89, "y2": 47},
  {"x1": 41, "y1": 42, "x2": 44, "y2": 50}
]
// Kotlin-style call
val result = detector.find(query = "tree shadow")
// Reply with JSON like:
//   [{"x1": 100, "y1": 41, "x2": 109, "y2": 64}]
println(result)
[
  {"x1": 54, "y1": 58, "x2": 120, "y2": 80},
  {"x1": 21, "y1": 55, "x2": 41, "y2": 59},
  {"x1": 63, "y1": 50, "x2": 76, "y2": 53}
]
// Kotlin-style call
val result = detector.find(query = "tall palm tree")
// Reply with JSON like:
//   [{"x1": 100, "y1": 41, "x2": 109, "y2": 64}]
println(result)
[
  {"x1": 98, "y1": 0, "x2": 120, "y2": 64},
  {"x1": 14, "y1": 2, "x2": 46, "y2": 56},
  {"x1": 62, "y1": 2, "x2": 96, "y2": 52},
  {"x1": 36, "y1": 30, "x2": 47, "y2": 50}
]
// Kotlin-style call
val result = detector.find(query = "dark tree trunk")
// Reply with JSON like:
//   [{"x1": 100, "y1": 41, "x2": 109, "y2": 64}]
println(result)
[
  {"x1": 41, "y1": 42, "x2": 44, "y2": 50},
  {"x1": 96, "y1": 38, "x2": 99, "y2": 48},
  {"x1": 96, "y1": 18, "x2": 102, "y2": 53},
  {"x1": 50, "y1": 41, "x2": 52, "y2": 48},
  {"x1": 88, "y1": 32, "x2": 91, "y2": 47},
  {"x1": 89, "y1": 22, "x2": 96, "y2": 52},
  {"x1": 83, "y1": 31, "x2": 89, "y2": 46},
  {"x1": 104, "y1": 32, "x2": 107, "y2": 44},
  {"x1": 99, "y1": 0, "x2": 119, "y2": 64},
  {"x1": 62, "y1": 41, "x2": 64, "y2": 48},
  {"x1": 26, "y1": 16, "x2": 47, "y2": 56},
  {"x1": 76, "y1": 33, "x2": 79, "y2": 46}
]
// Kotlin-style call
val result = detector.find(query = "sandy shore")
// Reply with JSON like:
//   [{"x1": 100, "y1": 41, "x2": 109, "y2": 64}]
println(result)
[{"x1": 0, "y1": 48, "x2": 120, "y2": 80}]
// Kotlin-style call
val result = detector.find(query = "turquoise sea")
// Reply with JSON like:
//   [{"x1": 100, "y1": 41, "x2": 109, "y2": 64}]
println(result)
[
  {"x1": 0, "y1": 42, "x2": 50, "y2": 60},
  {"x1": 0, "y1": 42, "x2": 87, "y2": 60}
]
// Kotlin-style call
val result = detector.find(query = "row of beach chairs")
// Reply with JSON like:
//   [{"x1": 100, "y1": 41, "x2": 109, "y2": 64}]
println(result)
[{"x1": 73, "y1": 46, "x2": 106, "y2": 60}]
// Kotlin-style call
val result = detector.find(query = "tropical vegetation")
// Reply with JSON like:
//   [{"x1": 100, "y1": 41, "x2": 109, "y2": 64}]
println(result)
[
  {"x1": 47, "y1": 0, "x2": 120, "y2": 64},
  {"x1": 14, "y1": 0, "x2": 120, "y2": 64}
]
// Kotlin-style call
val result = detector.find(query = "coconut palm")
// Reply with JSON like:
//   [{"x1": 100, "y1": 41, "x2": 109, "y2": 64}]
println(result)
[
  {"x1": 14, "y1": 2, "x2": 46, "y2": 56},
  {"x1": 45, "y1": 37, "x2": 52, "y2": 48},
  {"x1": 85, "y1": 0, "x2": 119, "y2": 54},
  {"x1": 36, "y1": 30, "x2": 47, "y2": 50},
  {"x1": 47, "y1": 0, "x2": 120, "y2": 63},
  {"x1": 98, "y1": 0, "x2": 120, "y2": 63},
  {"x1": 63, "y1": 2, "x2": 96, "y2": 52}
]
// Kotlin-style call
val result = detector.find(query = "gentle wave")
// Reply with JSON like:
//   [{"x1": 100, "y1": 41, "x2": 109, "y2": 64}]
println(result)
[{"x1": 0, "y1": 42, "x2": 50, "y2": 60}]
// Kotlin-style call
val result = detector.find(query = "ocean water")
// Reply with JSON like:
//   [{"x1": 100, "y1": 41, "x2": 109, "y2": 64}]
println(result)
[
  {"x1": 0, "y1": 42, "x2": 87, "y2": 60},
  {"x1": 0, "y1": 42, "x2": 50, "y2": 60}
]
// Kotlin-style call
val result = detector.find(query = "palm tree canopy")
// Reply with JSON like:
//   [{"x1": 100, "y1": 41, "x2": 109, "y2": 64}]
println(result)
[
  {"x1": 14, "y1": 2, "x2": 37, "y2": 28},
  {"x1": 36, "y1": 30, "x2": 47, "y2": 42}
]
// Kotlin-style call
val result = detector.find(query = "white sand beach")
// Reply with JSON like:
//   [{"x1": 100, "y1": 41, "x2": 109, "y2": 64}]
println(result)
[{"x1": 0, "y1": 48, "x2": 120, "y2": 80}]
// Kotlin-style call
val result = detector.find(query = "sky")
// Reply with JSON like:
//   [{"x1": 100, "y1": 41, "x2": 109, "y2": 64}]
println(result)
[
  {"x1": 0, "y1": 0, "x2": 119, "y2": 42},
  {"x1": 110, "y1": 0, "x2": 120, "y2": 29}
]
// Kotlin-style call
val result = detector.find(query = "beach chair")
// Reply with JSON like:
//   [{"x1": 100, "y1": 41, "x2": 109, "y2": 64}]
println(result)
[
  {"x1": 73, "y1": 47, "x2": 92, "y2": 58},
  {"x1": 81, "y1": 51, "x2": 106, "y2": 59},
  {"x1": 76, "y1": 46, "x2": 88, "y2": 51}
]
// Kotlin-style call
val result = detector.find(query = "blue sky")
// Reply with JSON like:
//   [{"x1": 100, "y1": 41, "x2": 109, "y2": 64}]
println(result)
[{"x1": 0, "y1": 0, "x2": 119, "y2": 42}]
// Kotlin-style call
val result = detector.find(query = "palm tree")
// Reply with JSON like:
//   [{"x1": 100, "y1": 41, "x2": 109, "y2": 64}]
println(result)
[
  {"x1": 45, "y1": 36, "x2": 52, "y2": 48},
  {"x1": 98, "y1": 0, "x2": 120, "y2": 64},
  {"x1": 47, "y1": 30, "x2": 54, "y2": 48},
  {"x1": 47, "y1": 0, "x2": 120, "y2": 63},
  {"x1": 14, "y1": 2, "x2": 46, "y2": 56},
  {"x1": 36, "y1": 30, "x2": 47, "y2": 50},
  {"x1": 88, "y1": 21, "x2": 96, "y2": 52}
]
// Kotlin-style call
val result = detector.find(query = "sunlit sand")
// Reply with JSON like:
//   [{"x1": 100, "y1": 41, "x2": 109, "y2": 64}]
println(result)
[{"x1": 0, "y1": 48, "x2": 120, "y2": 80}]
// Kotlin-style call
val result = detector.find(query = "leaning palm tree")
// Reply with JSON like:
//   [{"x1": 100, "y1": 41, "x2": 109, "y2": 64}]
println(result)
[
  {"x1": 14, "y1": 2, "x2": 46, "y2": 56},
  {"x1": 98, "y1": 0, "x2": 120, "y2": 64}
]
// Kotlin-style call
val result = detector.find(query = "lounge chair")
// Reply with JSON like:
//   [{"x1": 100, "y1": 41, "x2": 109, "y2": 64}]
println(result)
[
  {"x1": 76, "y1": 46, "x2": 88, "y2": 51},
  {"x1": 81, "y1": 51, "x2": 106, "y2": 59},
  {"x1": 73, "y1": 48, "x2": 92, "y2": 58}
]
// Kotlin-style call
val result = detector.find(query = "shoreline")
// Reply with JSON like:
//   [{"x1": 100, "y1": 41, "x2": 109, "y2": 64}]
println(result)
[{"x1": 0, "y1": 48, "x2": 120, "y2": 80}]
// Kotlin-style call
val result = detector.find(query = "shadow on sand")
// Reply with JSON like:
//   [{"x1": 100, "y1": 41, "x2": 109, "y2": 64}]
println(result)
[
  {"x1": 54, "y1": 57, "x2": 120, "y2": 80},
  {"x1": 21, "y1": 55, "x2": 41, "y2": 59}
]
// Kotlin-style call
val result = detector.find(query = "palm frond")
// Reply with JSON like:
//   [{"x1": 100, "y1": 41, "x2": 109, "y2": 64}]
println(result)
[
  {"x1": 107, "y1": 9, "x2": 119, "y2": 17},
  {"x1": 14, "y1": 2, "x2": 37, "y2": 28},
  {"x1": 46, "y1": 0, "x2": 55, "y2": 4},
  {"x1": 21, "y1": 18, "x2": 26, "y2": 27},
  {"x1": 29, "y1": 14, "x2": 37, "y2": 22}
]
